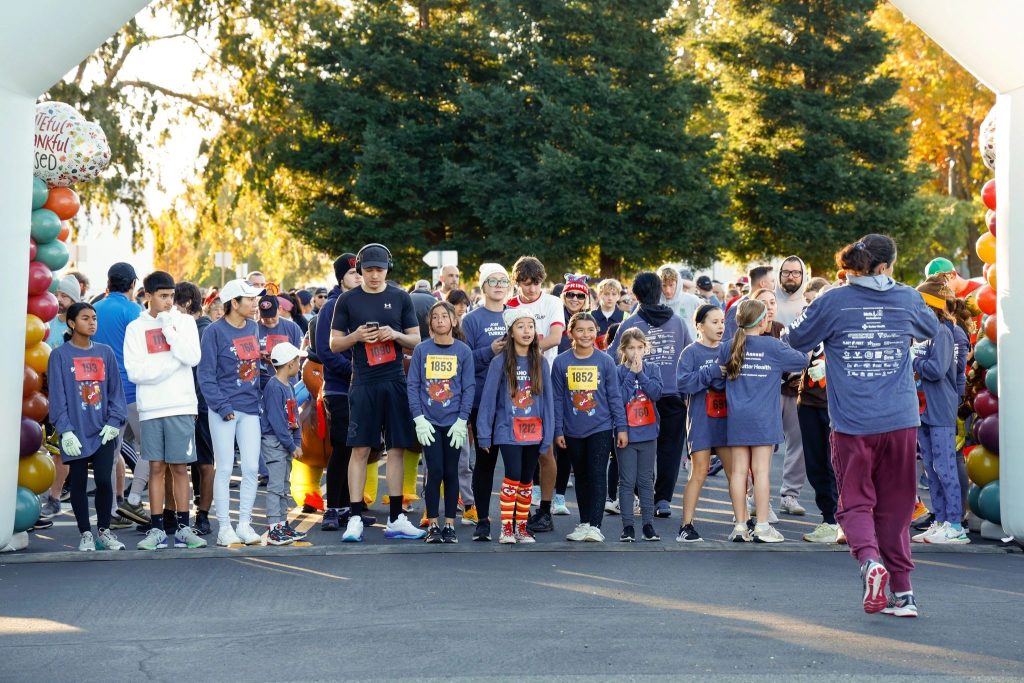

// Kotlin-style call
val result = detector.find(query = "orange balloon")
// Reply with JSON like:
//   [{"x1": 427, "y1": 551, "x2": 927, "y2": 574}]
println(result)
[
  {"x1": 58, "y1": 221, "x2": 70, "y2": 242},
  {"x1": 976, "y1": 232, "x2": 997, "y2": 265},
  {"x1": 977, "y1": 285, "x2": 996, "y2": 316},
  {"x1": 22, "y1": 391, "x2": 49, "y2": 423},
  {"x1": 23, "y1": 365, "x2": 41, "y2": 398},
  {"x1": 25, "y1": 314, "x2": 45, "y2": 347},
  {"x1": 43, "y1": 187, "x2": 80, "y2": 221},
  {"x1": 987, "y1": 264, "x2": 997, "y2": 289},
  {"x1": 985, "y1": 314, "x2": 997, "y2": 343},
  {"x1": 25, "y1": 341, "x2": 50, "y2": 375}
]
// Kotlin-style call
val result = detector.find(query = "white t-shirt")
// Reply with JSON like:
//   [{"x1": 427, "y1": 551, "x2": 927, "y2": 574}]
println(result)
[{"x1": 507, "y1": 292, "x2": 564, "y2": 365}]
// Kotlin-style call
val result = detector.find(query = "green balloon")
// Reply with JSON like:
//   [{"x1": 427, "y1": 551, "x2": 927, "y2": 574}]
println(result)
[
  {"x1": 31, "y1": 208, "x2": 61, "y2": 244},
  {"x1": 31, "y1": 177, "x2": 48, "y2": 210},
  {"x1": 48, "y1": 274, "x2": 59, "y2": 293},
  {"x1": 13, "y1": 485, "x2": 40, "y2": 533},
  {"x1": 978, "y1": 480, "x2": 1001, "y2": 525},
  {"x1": 985, "y1": 363, "x2": 999, "y2": 396},
  {"x1": 35, "y1": 238, "x2": 69, "y2": 271},
  {"x1": 975, "y1": 337, "x2": 998, "y2": 369},
  {"x1": 967, "y1": 483, "x2": 982, "y2": 516}
]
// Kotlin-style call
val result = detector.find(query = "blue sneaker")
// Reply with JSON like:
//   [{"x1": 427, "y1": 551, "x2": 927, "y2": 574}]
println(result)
[{"x1": 654, "y1": 500, "x2": 671, "y2": 518}]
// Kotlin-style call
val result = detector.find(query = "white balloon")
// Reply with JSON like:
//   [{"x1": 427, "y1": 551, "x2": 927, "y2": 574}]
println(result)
[
  {"x1": 33, "y1": 101, "x2": 111, "y2": 187},
  {"x1": 979, "y1": 106, "x2": 996, "y2": 171}
]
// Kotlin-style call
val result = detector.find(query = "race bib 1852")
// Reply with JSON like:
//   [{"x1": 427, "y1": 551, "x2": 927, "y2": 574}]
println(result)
[{"x1": 567, "y1": 366, "x2": 598, "y2": 391}]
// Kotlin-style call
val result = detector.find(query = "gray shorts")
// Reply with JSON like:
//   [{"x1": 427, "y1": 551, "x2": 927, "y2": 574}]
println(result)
[{"x1": 141, "y1": 415, "x2": 198, "y2": 464}]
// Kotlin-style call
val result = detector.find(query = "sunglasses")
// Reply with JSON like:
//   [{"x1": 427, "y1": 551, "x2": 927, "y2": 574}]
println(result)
[{"x1": 564, "y1": 292, "x2": 587, "y2": 300}]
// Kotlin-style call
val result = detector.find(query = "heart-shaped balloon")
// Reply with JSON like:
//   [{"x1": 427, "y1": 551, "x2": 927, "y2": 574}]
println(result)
[{"x1": 33, "y1": 101, "x2": 111, "y2": 187}]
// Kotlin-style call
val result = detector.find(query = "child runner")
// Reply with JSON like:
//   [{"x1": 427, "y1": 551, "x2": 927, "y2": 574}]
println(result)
[
  {"x1": 788, "y1": 234, "x2": 938, "y2": 617},
  {"x1": 47, "y1": 302, "x2": 128, "y2": 551},
  {"x1": 197, "y1": 277, "x2": 266, "y2": 547},
  {"x1": 716, "y1": 298, "x2": 808, "y2": 543},
  {"x1": 593, "y1": 278, "x2": 624, "y2": 350},
  {"x1": 260, "y1": 342, "x2": 307, "y2": 545},
  {"x1": 614, "y1": 328, "x2": 663, "y2": 542},
  {"x1": 407, "y1": 301, "x2": 475, "y2": 544},
  {"x1": 554, "y1": 274, "x2": 591, "y2": 513},
  {"x1": 552, "y1": 312, "x2": 629, "y2": 542},
  {"x1": 911, "y1": 280, "x2": 968, "y2": 545},
  {"x1": 676, "y1": 304, "x2": 729, "y2": 542},
  {"x1": 476, "y1": 308, "x2": 554, "y2": 544}
]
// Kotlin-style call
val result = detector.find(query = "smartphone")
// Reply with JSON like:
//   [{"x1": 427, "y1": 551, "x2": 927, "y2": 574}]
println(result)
[{"x1": 365, "y1": 322, "x2": 379, "y2": 331}]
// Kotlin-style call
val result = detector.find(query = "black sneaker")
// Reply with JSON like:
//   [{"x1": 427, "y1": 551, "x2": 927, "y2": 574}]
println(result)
[
  {"x1": 619, "y1": 525, "x2": 635, "y2": 542},
  {"x1": 441, "y1": 525, "x2": 458, "y2": 544},
  {"x1": 911, "y1": 512, "x2": 935, "y2": 531},
  {"x1": 193, "y1": 513, "x2": 212, "y2": 536},
  {"x1": 59, "y1": 487, "x2": 70, "y2": 502},
  {"x1": 321, "y1": 508, "x2": 340, "y2": 531},
  {"x1": 284, "y1": 522, "x2": 307, "y2": 541},
  {"x1": 425, "y1": 523, "x2": 443, "y2": 543},
  {"x1": 676, "y1": 523, "x2": 702, "y2": 543},
  {"x1": 642, "y1": 523, "x2": 660, "y2": 541},
  {"x1": 746, "y1": 518, "x2": 756, "y2": 533},
  {"x1": 257, "y1": 475, "x2": 269, "y2": 488},
  {"x1": 526, "y1": 510, "x2": 554, "y2": 533},
  {"x1": 359, "y1": 512, "x2": 377, "y2": 526},
  {"x1": 473, "y1": 519, "x2": 492, "y2": 542}
]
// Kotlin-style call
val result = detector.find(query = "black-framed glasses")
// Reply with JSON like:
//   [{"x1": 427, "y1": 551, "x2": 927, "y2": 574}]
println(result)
[
  {"x1": 780, "y1": 270, "x2": 802, "y2": 277},
  {"x1": 485, "y1": 278, "x2": 510, "y2": 287},
  {"x1": 564, "y1": 292, "x2": 587, "y2": 300}
]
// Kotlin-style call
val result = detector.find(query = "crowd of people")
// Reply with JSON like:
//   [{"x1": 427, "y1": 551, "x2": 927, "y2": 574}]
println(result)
[{"x1": 37, "y1": 234, "x2": 983, "y2": 619}]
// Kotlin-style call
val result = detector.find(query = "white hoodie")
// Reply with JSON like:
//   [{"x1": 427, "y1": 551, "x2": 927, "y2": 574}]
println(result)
[
  {"x1": 774, "y1": 256, "x2": 809, "y2": 328},
  {"x1": 123, "y1": 309, "x2": 201, "y2": 421}
]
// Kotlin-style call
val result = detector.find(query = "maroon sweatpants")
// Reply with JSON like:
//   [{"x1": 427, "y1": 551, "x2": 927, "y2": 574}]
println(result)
[{"x1": 830, "y1": 427, "x2": 917, "y2": 593}]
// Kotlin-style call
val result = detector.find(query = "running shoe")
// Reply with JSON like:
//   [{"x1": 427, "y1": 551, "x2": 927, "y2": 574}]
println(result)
[
  {"x1": 116, "y1": 499, "x2": 151, "y2": 525},
  {"x1": 861, "y1": 559, "x2": 889, "y2": 613},
  {"x1": 194, "y1": 512, "x2": 212, "y2": 536},
  {"x1": 357, "y1": 512, "x2": 377, "y2": 526},
  {"x1": 30, "y1": 518, "x2": 54, "y2": 531},
  {"x1": 473, "y1": 519, "x2": 492, "y2": 542},
  {"x1": 642, "y1": 524, "x2": 660, "y2": 542},
  {"x1": 342, "y1": 516, "x2": 364, "y2": 543},
  {"x1": 39, "y1": 494, "x2": 61, "y2": 517},
  {"x1": 566, "y1": 523, "x2": 592, "y2": 541},
  {"x1": 728, "y1": 523, "x2": 751, "y2": 543},
  {"x1": 676, "y1": 524, "x2": 702, "y2": 543},
  {"x1": 803, "y1": 523, "x2": 839, "y2": 544},
  {"x1": 419, "y1": 510, "x2": 429, "y2": 529},
  {"x1": 321, "y1": 508, "x2": 340, "y2": 531},
  {"x1": 137, "y1": 528, "x2": 168, "y2": 551},
  {"x1": 918, "y1": 471, "x2": 929, "y2": 490},
  {"x1": 266, "y1": 525, "x2": 293, "y2": 546},
  {"x1": 514, "y1": 521, "x2": 534, "y2": 544},
  {"x1": 911, "y1": 512, "x2": 935, "y2": 531},
  {"x1": 499, "y1": 521, "x2": 516, "y2": 544},
  {"x1": 620, "y1": 525, "x2": 635, "y2": 542},
  {"x1": 925, "y1": 523, "x2": 970, "y2": 545},
  {"x1": 654, "y1": 500, "x2": 671, "y2": 518},
  {"x1": 96, "y1": 528, "x2": 125, "y2": 550},
  {"x1": 78, "y1": 530, "x2": 95, "y2": 552},
  {"x1": 780, "y1": 495, "x2": 806, "y2": 516},
  {"x1": 552, "y1": 495, "x2": 570, "y2": 516},
  {"x1": 217, "y1": 526, "x2": 242, "y2": 547},
  {"x1": 425, "y1": 523, "x2": 443, "y2": 543},
  {"x1": 235, "y1": 523, "x2": 262, "y2": 545},
  {"x1": 60, "y1": 487, "x2": 71, "y2": 502},
  {"x1": 526, "y1": 510, "x2": 553, "y2": 533},
  {"x1": 442, "y1": 525, "x2": 459, "y2": 544},
  {"x1": 604, "y1": 499, "x2": 621, "y2": 515},
  {"x1": 707, "y1": 455, "x2": 723, "y2": 477},
  {"x1": 882, "y1": 592, "x2": 919, "y2": 618},
  {"x1": 109, "y1": 514, "x2": 134, "y2": 530},
  {"x1": 911, "y1": 499, "x2": 930, "y2": 522},
  {"x1": 384, "y1": 513, "x2": 427, "y2": 540},
  {"x1": 284, "y1": 522, "x2": 307, "y2": 541},
  {"x1": 752, "y1": 524, "x2": 784, "y2": 543},
  {"x1": 461, "y1": 506, "x2": 479, "y2": 527},
  {"x1": 175, "y1": 526, "x2": 207, "y2": 549},
  {"x1": 911, "y1": 522, "x2": 942, "y2": 543},
  {"x1": 584, "y1": 525, "x2": 605, "y2": 542}
]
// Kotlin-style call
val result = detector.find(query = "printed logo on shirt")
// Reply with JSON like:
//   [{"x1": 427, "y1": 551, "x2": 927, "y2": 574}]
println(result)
[
  {"x1": 145, "y1": 328, "x2": 171, "y2": 354},
  {"x1": 567, "y1": 365, "x2": 598, "y2": 417},
  {"x1": 512, "y1": 366, "x2": 535, "y2": 415}
]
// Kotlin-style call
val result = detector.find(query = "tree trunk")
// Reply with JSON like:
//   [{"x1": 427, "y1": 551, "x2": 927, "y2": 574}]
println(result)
[{"x1": 598, "y1": 247, "x2": 621, "y2": 280}]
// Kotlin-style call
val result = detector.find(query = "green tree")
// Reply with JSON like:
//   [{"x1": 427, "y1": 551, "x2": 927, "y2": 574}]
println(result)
[{"x1": 705, "y1": 0, "x2": 929, "y2": 276}]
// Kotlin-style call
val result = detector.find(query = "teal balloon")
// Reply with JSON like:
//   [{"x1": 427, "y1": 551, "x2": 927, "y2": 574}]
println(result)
[
  {"x1": 985, "y1": 363, "x2": 999, "y2": 396},
  {"x1": 975, "y1": 338, "x2": 998, "y2": 369},
  {"x1": 978, "y1": 480, "x2": 1001, "y2": 525},
  {"x1": 30, "y1": 208, "x2": 61, "y2": 244},
  {"x1": 967, "y1": 484, "x2": 982, "y2": 516},
  {"x1": 48, "y1": 274, "x2": 58, "y2": 293},
  {"x1": 31, "y1": 177, "x2": 48, "y2": 210},
  {"x1": 35, "y1": 238, "x2": 69, "y2": 271},
  {"x1": 13, "y1": 485, "x2": 40, "y2": 533}
]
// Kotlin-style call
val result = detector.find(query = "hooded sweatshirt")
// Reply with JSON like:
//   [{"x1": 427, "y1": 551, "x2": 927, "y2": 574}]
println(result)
[
  {"x1": 661, "y1": 279, "x2": 702, "y2": 342},
  {"x1": 774, "y1": 256, "x2": 809, "y2": 328},
  {"x1": 608, "y1": 304, "x2": 692, "y2": 397},
  {"x1": 123, "y1": 309, "x2": 201, "y2": 421}
]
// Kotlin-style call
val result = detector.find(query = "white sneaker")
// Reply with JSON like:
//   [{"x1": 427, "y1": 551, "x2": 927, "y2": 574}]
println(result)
[
  {"x1": 752, "y1": 523, "x2": 784, "y2": 543},
  {"x1": 97, "y1": 528, "x2": 125, "y2": 550},
  {"x1": 728, "y1": 523, "x2": 751, "y2": 542},
  {"x1": 747, "y1": 496, "x2": 779, "y2": 523},
  {"x1": 911, "y1": 522, "x2": 942, "y2": 543},
  {"x1": 78, "y1": 530, "x2": 96, "y2": 552},
  {"x1": 584, "y1": 526, "x2": 605, "y2": 542},
  {"x1": 925, "y1": 522, "x2": 970, "y2": 545},
  {"x1": 802, "y1": 523, "x2": 839, "y2": 544},
  {"x1": 342, "y1": 515, "x2": 364, "y2": 542},
  {"x1": 780, "y1": 495, "x2": 806, "y2": 516},
  {"x1": 384, "y1": 513, "x2": 427, "y2": 540},
  {"x1": 566, "y1": 523, "x2": 592, "y2": 541},
  {"x1": 235, "y1": 523, "x2": 261, "y2": 545},
  {"x1": 552, "y1": 494, "x2": 570, "y2": 516},
  {"x1": 633, "y1": 498, "x2": 641, "y2": 516},
  {"x1": 217, "y1": 525, "x2": 242, "y2": 547},
  {"x1": 604, "y1": 499, "x2": 621, "y2": 514}
]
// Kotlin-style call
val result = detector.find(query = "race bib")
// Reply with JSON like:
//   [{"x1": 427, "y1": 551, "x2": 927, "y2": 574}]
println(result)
[
  {"x1": 286, "y1": 398, "x2": 298, "y2": 429},
  {"x1": 145, "y1": 328, "x2": 170, "y2": 354},
  {"x1": 513, "y1": 416, "x2": 543, "y2": 442},
  {"x1": 706, "y1": 389, "x2": 727, "y2": 418},
  {"x1": 567, "y1": 366, "x2": 598, "y2": 391},
  {"x1": 73, "y1": 356, "x2": 105, "y2": 382},
  {"x1": 918, "y1": 390, "x2": 926, "y2": 415},
  {"x1": 265, "y1": 334, "x2": 289, "y2": 356},
  {"x1": 366, "y1": 339, "x2": 397, "y2": 366},
  {"x1": 425, "y1": 354, "x2": 457, "y2": 380},
  {"x1": 626, "y1": 397, "x2": 656, "y2": 427},
  {"x1": 233, "y1": 335, "x2": 260, "y2": 361}
]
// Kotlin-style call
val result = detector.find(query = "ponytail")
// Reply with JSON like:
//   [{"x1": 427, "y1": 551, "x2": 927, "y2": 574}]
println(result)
[
  {"x1": 725, "y1": 328, "x2": 748, "y2": 380},
  {"x1": 725, "y1": 299, "x2": 767, "y2": 380},
  {"x1": 835, "y1": 234, "x2": 897, "y2": 275}
]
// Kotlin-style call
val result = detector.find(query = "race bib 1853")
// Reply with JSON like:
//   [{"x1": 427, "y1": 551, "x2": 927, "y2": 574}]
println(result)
[{"x1": 425, "y1": 354, "x2": 457, "y2": 379}]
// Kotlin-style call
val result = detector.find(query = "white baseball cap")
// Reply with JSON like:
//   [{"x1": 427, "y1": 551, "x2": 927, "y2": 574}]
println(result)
[
  {"x1": 219, "y1": 278, "x2": 265, "y2": 302},
  {"x1": 270, "y1": 341, "x2": 307, "y2": 366}
]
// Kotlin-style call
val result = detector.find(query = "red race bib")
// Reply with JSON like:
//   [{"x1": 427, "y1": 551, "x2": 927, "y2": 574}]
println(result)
[
  {"x1": 286, "y1": 398, "x2": 298, "y2": 429},
  {"x1": 366, "y1": 340, "x2": 397, "y2": 366},
  {"x1": 265, "y1": 334, "x2": 289, "y2": 356},
  {"x1": 145, "y1": 328, "x2": 171, "y2": 354},
  {"x1": 233, "y1": 335, "x2": 260, "y2": 361},
  {"x1": 626, "y1": 397, "x2": 656, "y2": 427},
  {"x1": 513, "y1": 416, "x2": 543, "y2": 442},
  {"x1": 706, "y1": 389, "x2": 727, "y2": 418},
  {"x1": 73, "y1": 356, "x2": 105, "y2": 382},
  {"x1": 918, "y1": 390, "x2": 926, "y2": 415}
]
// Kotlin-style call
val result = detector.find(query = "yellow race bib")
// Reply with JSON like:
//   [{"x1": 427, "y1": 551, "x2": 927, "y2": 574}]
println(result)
[
  {"x1": 567, "y1": 366, "x2": 599, "y2": 391},
  {"x1": 425, "y1": 354, "x2": 457, "y2": 380}
]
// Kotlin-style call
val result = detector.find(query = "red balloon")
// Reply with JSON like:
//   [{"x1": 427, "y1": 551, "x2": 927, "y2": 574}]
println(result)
[
  {"x1": 974, "y1": 389, "x2": 999, "y2": 419},
  {"x1": 29, "y1": 238, "x2": 37, "y2": 261},
  {"x1": 22, "y1": 391, "x2": 48, "y2": 423},
  {"x1": 977, "y1": 284, "x2": 996, "y2": 316},
  {"x1": 43, "y1": 187, "x2": 80, "y2": 221},
  {"x1": 985, "y1": 314, "x2": 997, "y2": 343},
  {"x1": 982, "y1": 179, "x2": 997, "y2": 211},
  {"x1": 58, "y1": 221, "x2": 70, "y2": 242},
  {"x1": 27, "y1": 260, "x2": 53, "y2": 296},
  {"x1": 23, "y1": 365, "x2": 41, "y2": 399},
  {"x1": 986, "y1": 209, "x2": 997, "y2": 236},
  {"x1": 27, "y1": 291, "x2": 58, "y2": 323}
]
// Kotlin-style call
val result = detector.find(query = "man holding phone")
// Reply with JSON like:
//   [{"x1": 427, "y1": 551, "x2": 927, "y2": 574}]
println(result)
[{"x1": 330, "y1": 243, "x2": 423, "y2": 541}]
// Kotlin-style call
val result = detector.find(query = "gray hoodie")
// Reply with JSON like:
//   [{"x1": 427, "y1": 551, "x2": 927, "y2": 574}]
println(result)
[{"x1": 774, "y1": 256, "x2": 808, "y2": 328}]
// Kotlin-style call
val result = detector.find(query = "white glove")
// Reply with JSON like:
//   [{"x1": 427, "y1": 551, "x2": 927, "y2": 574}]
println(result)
[
  {"x1": 448, "y1": 418, "x2": 468, "y2": 450},
  {"x1": 99, "y1": 425, "x2": 120, "y2": 445},
  {"x1": 413, "y1": 415, "x2": 435, "y2": 447},
  {"x1": 909, "y1": 343, "x2": 926, "y2": 360},
  {"x1": 61, "y1": 432, "x2": 82, "y2": 457},
  {"x1": 807, "y1": 358, "x2": 826, "y2": 382},
  {"x1": 156, "y1": 311, "x2": 174, "y2": 328}
]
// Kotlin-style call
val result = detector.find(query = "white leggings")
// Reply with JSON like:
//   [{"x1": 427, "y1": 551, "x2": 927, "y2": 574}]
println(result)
[{"x1": 209, "y1": 411, "x2": 261, "y2": 528}]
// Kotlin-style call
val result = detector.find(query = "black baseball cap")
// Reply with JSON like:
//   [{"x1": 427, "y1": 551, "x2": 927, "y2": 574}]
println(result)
[
  {"x1": 108, "y1": 262, "x2": 137, "y2": 284},
  {"x1": 358, "y1": 244, "x2": 390, "y2": 270},
  {"x1": 258, "y1": 295, "x2": 279, "y2": 318},
  {"x1": 696, "y1": 275, "x2": 713, "y2": 292}
]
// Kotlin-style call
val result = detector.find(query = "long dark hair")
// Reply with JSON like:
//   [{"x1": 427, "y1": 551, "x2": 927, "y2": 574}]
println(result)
[
  {"x1": 835, "y1": 234, "x2": 897, "y2": 275},
  {"x1": 502, "y1": 318, "x2": 544, "y2": 401},
  {"x1": 429, "y1": 300, "x2": 466, "y2": 342},
  {"x1": 64, "y1": 301, "x2": 97, "y2": 342}
]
